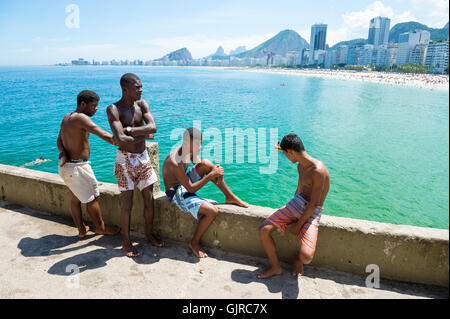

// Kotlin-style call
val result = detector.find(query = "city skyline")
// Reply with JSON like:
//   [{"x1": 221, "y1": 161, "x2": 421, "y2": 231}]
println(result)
[{"x1": 0, "y1": 0, "x2": 449, "y2": 65}]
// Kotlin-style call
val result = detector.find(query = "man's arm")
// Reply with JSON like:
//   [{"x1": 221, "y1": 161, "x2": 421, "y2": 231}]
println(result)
[
  {"x1": 106, "y1": 105, "x2": 147, "y2": 146},
  {"x1": 57, "y1": 129, "x2": 68, "y2": 167},
  {"x1": 128, "y1": 100, "x2": 156, "y2": 136},
  {"x1": 289, "y1": 170, "x2": 325, "y2": 236},
  {"x1": 78, "y1": 114, "x2": 117, "y2": 146},
  {"x1": 295, "y1": 164, "x2": 302, "y2": 195},
  {"x1": 57, "y1": 130, "x2": 66, "y2": 156},
  {"x1": 171, "y1": 161, "x2": 223, "y2": 194}
]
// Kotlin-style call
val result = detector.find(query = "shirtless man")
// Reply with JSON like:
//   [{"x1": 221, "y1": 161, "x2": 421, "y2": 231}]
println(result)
[
  {"x1": 106, "y1": 73, "x2": 163, "y2": 257},
  {"x1": 57, "y1": 90, "x2": 121, "y2": 238},
  {"x1": 162, "y1": 127, "x2": 249, "y2": 258},
  {"x1": 258, "y1": 133, "x2": 330, "y2": 279}
]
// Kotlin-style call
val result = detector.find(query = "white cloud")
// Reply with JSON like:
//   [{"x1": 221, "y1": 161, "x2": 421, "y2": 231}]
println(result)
[
  {"x1": 326, "y1": 1, "x2": 422, "y2": 45},
  {"x1": 326, "y1": 28, "x2": 352, "y2": 47},
  {"x1": 393, "y1": 11, "x2": 417, "y2": 24},
  {"x1": 411, "y1": 0, "x2": 449, "y2": 27},
  {"x1": 342, "y1": 1, "x2": 395, "y2": 30}
]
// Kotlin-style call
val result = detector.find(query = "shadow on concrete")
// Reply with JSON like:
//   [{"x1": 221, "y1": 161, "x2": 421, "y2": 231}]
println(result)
[
  {"x1": 13, "y1": 201, "x2": 204, "y2": 275},
  {"x1": 11, "y1": 202, "x2": 449, "y2": 299},
  {"x1": 18, "y1": 230, "x2": 204, "y2": 276},
  {"x1": 231, "y1": 268, "x2": 300, "y2": 299},
  {"x1": 18, "y1": 233, "x2": 124, "y2": 275},
  {"x1": 19, "y1": 234, "x2": 95, "y2": 257}
]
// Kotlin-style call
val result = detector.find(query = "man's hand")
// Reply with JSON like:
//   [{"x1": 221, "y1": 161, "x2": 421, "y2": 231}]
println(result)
[
  {"x1": 288, "y1": 221, "x2": 303, "y2": 236},
  {"x1": 146, "y1": 133, "x2": 154, "y2": 140},
  {"x1": 112, "y1": 135, "x2": 120, "y2": 146},
  {"x1": 209, "y1": 165, "x2": 224, "y2": 180},
  {"x1": 59, "y1": 152, "x2": 67, "y2": 167}
]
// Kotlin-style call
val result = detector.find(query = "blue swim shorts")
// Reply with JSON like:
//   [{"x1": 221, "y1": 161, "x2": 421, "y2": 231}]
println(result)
[{"x1": 165, "y1": 166, "x2": 207, "y2": 220}]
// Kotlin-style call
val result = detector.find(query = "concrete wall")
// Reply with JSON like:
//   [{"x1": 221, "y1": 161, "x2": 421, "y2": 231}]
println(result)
[{"x1": 0, "y1": 142, "x2": 448, "y2": 287}]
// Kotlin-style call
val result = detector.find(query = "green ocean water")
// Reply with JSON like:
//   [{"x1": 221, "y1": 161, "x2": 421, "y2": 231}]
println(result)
[{"x1": 0, "y1": 66, "x2": 448, "y2": 229}]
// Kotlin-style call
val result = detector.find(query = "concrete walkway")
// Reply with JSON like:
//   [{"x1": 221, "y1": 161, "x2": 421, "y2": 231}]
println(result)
[{"x1": 0, "y1": 201, "x2": 447, "y2": 299}]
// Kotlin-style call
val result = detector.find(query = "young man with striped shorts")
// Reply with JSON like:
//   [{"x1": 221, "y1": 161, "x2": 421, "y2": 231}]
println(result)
[{"x1": 258, "y1": 133, "x2": 330, "y2": 279}]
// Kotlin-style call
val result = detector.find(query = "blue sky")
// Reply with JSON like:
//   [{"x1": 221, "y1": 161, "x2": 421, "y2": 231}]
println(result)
[{"x1": 0, "y1": 0, "x2": 448, "y2": 65}]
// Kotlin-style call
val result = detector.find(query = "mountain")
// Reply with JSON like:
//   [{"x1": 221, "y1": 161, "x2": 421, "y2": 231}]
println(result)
[
  {"x1": 207, "y1": 46, "x2": 227, "y2": 59},
  {"x1": 156, "y1": 48, "x2": 192, "y2": 61},
  {"x1": 389, "y1": 21, "x2": 449, "y2": 42},
  {"x1": 330, "y1": 38, "x2": 368, "y2": 50},
  {"x1": 213, "y1": 46, "x2": 226, "y2": 56},
  {"x1": 229, "y1": 46, "x2": 246, "y2": 55},
  {"x1": 233, "y1": 29, "x2": 309, "y2": 58}
]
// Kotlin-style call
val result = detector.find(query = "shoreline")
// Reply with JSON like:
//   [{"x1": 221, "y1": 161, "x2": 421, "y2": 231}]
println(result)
[
  {"x1": 18, "y1": 64, "x2": 449, "y2": 90},
  {"x1": 221, "y1": 66, "x2": 450, "y2": 90}
]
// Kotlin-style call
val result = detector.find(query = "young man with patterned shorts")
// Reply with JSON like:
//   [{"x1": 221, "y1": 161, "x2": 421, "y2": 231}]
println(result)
[{"x1": 107, "y1": 73, "x2": 163, "y2": 257}]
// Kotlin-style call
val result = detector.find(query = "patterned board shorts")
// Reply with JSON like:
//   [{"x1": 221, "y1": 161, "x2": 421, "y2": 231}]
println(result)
[
  {"x1": 165, "y1": 166, "x2": 207, "y2": 220},
  {"x1": 114, "y1": 149, "x2": 158, "y2": 192},
  {"x1": 261, "y1": 193, "x2": 324, "y2": 251}
]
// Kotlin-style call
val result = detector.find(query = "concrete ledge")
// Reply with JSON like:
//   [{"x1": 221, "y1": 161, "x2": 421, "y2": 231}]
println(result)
[{"x1": 0, "y1": 153, "x2": 448, "y2": 287}]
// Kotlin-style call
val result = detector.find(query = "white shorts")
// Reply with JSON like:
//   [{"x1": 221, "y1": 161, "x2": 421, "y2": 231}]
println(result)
[{"x1": 58, "y1": 161, "x2": 99, "y2": 203}]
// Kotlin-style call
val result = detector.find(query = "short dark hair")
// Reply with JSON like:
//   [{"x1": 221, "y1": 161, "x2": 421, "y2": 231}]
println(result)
[
  {"x1": 280, "y1": 133, "x2": 305, "y2": 152},
  {"x1": 120, "y1": 73, "x2": 140, "y2": 88},
  {"x1": 77, "y1": 90, "x2": 99, "y2": 106},
  {"x1": 183, "y1": 127, "x2": 202, "y2": 142}
]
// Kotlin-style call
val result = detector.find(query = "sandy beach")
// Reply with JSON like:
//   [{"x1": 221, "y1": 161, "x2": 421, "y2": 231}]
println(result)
[{"x1": 224, "y1": 67, "x2": 449, "y2": 90}]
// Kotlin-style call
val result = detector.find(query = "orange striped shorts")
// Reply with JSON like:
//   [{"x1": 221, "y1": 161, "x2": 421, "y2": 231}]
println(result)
[{"x1": 261, "y1": 193, "x2": 323, "y2": 250}]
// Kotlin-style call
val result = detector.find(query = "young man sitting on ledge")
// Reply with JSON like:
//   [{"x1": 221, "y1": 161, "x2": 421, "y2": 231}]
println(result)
[
  {"x1": 258, "y1": 133, "x2": 330, "y2": 279},
  {"x1": 162, "y1": 127, "x2": 249, "y2": 258}
]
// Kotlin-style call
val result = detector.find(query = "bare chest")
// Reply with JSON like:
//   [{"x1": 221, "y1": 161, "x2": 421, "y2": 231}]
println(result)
[{"x1": 117, "y1": 105, "x2": 143, "y2": 127}]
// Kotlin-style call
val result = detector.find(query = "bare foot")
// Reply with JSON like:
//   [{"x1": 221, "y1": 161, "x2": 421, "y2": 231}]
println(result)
[
  {"x1": 225, "y1": 196, "x2": 249, "y2": 208},
  {"x1": 122, "y1": 243, "x2": 140, "y2": 258},
  {"x1": 77, "y1": 225, "x2": 90, "y2": 239},
  {"x1": 257, "y1": 267, "x2": 282, "y2": 279},
  {"x1": 189, "y1": 242, "x2": 208, "y2": 258},
  {"x1": 146, "y1": 234, "x2": 164, "y2": 248},
  {"x1": 292, "y1": 260, "x2": 304, "y2": 277},
  {"x1": 95, "y1": 225, "x2": 121, "y2": 236}
]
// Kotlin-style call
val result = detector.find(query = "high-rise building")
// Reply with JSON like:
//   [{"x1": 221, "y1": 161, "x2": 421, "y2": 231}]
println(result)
[
  {"x1": 425, "y1": 39, "x2": 449, "y2": 73},
  {"x1": 286, "y1": 51, "x2": 301, "y2": 66},
  {"x1": 310, "y1": 24, "x2": 327, "y2": 51},
  {"x1": 396, "y1": 30, "x2": 430, "y2": 65},
  {"x1": 302, "y1": 49, "x2": 312, "y2": 65},
  {"x1": 313, "y1": 50, "x2": 327, "y2": 66},
  {"x1": 346, "y1": 45, "x2": 362, "y2": 65},
  {"x1": 71, "y1": 58, "x2": 89, "y2": 65},
  {"x1": 358, "y1": 44, "x2": 375, "y2": 65},
  {"x1": 336, "y1": 45, "x2": 349, "y2": 64},
  {"x1": 372, "y1": 45, "x2": 387, "y2": 66},
  {"x1": 368, "y1": 17, "x2": 391, "y2": 46},
  {"x1": 409, "y1": 43, "x2": 428, "y2": 65},
  {"x1": 371, "y1": 43, "x2": 398, "y2": 67},
  {"x1": 325, "y1": 50, "x2": 337, "y2": 68}
]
